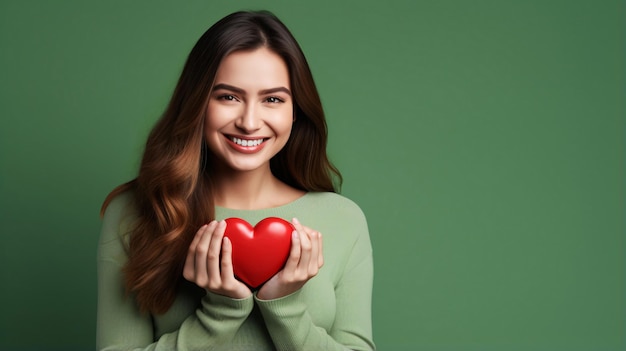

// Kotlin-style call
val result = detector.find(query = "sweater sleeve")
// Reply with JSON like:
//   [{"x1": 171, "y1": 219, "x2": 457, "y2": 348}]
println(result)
[
  {"x1": 96, "y1": 194, "x2": 254, "y2": 351},
  {"x1": 254, "y1": 206, "x2": 376, "y2": 351}
]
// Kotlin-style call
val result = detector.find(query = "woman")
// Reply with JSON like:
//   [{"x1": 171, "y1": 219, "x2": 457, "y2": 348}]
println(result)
[{"x1": 97, "y1": 10, "x2": 375, "y2": 351}]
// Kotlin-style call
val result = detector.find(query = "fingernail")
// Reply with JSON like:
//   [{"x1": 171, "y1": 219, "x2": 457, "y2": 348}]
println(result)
[
  {"x1": 292, "y1": 230, "x2": 299, "y2": 239},
  {"x1": 293, "y1": 217, "x2": 300, "y2": 224}
]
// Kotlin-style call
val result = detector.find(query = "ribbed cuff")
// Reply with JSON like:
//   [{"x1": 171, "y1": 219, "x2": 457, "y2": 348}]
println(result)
[{"x1": 201, "y1": 291, "x2": 254, "y2": 320}]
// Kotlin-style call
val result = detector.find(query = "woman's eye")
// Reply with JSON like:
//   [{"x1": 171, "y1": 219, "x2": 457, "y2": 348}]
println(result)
[
  {"x1": 218, "y1": 94, "x2": 237, "y2": 101},
  {"x1": 266, "y1": 96, "x2": 284, "y2": 103}
]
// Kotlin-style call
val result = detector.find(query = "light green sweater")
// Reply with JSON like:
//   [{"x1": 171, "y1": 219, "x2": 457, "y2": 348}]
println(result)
[{"x1": 97, "y1": 192, "x2": 375, "y2": 350}]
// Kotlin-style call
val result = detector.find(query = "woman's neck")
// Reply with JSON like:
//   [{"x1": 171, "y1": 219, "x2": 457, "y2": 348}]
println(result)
[{"x1": 211, "y1": 166, "x2": 304, "y2": 210}]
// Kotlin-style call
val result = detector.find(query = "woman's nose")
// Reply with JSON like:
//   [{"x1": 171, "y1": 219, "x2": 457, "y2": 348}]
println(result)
[{"x1": 235, "y1": 104, "x2": 261, "y2": 133}]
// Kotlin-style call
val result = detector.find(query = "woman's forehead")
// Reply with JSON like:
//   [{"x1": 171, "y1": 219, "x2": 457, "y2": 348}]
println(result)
[{"x1": 214, "y1": 48, "x2": 290, "y2": 91}]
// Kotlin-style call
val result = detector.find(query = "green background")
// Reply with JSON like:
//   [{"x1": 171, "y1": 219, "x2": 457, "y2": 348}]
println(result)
[{"x1": 1, "y1": 0, "x2": 624, "y2": 350}]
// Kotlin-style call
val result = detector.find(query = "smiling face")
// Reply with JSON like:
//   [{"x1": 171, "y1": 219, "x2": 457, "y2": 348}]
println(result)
[{"x1": 204, "y1": 47, "x2": 293, "y2": 175}]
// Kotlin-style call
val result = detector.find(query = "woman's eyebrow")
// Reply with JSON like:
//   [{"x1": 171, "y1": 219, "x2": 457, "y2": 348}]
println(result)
[
  {"x1": 212, "y1": 83, "x2": 291, "y2": 96},
  {"x1": 212, "y1": 83, "x2": 245, "y2": 94},
  {"x1": 259, "y1": 87, "x2": 291, "y2": 96}
]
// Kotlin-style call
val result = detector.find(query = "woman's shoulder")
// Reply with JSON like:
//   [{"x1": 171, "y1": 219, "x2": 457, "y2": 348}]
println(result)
[
  {"x1": 102, "y1": 191, "x2": 137, "y2": 220},
  {"x1": 302, "y1": 192, "x2": 366, "y2": 219},
  {"x1": 301, "y1": 192, "x2": 371, "y2": 250},
  {"x1": 98, "y1": 192, "x2": 137, "y2": 263},
  {"x1": 100, "y1": 191, "x2": 138, "y2": 244}
]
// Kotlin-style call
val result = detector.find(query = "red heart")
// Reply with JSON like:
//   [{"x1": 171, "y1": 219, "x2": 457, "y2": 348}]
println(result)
[{"x1": 223, "y1": 217, "x2": 293, "y2": 288}]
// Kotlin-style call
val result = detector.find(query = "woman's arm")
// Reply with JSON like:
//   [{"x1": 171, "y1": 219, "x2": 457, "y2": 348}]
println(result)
[
  {"x1": 254, "y1": 214, "x2": 375, "y2": 351},
  {"x1": 96, "y1": 194, "x2": 253, "y2": 351},
  {"x1": 255, "y1": 254, "x2": 374, "y2": 351}
]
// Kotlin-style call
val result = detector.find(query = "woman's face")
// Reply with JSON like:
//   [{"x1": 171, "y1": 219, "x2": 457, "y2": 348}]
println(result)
[{"x1": 204, "y1": 47, "x2": 293, "y2": 174}]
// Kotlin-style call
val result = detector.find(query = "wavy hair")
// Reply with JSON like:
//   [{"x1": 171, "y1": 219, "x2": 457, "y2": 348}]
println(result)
[{"x1": 101, "y1": 11, "x2": 341, "y2": 314}]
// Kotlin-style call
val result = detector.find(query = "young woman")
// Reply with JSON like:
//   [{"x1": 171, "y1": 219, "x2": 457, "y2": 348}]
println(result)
[{"x1": 97, "y1": 10, "x2": 375, "y2": 350}]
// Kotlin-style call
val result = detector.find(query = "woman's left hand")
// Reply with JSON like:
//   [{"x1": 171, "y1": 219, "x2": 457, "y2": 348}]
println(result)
[{"x1": 256, "y1": 218, "x2": 323, "y2": 300}]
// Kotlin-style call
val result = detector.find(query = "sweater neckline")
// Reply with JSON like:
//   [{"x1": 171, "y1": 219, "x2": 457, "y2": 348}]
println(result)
[{"x1": 215, "y1": 192, "x2": 310, "y2": 214}]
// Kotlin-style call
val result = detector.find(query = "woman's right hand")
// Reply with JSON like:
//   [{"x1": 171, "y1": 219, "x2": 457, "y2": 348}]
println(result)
[{"x1": 183, "y1": 220, "x2": 252, "y2": 299}]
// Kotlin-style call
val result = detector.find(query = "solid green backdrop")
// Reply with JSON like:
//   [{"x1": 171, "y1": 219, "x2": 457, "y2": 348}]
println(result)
[{"x1": 0, "y1": 1, "x2": 624, "y2": 350}]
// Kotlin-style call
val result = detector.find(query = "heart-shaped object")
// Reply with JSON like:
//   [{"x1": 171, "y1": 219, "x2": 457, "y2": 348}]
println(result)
[{"x1": 223, "y1": 217, "x2": 293, "y2": 288}]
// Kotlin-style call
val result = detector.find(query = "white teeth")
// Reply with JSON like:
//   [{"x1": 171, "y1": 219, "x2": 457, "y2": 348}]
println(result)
[{"x1": 231, "y1": 137, "x2": 264, "y2": 147}]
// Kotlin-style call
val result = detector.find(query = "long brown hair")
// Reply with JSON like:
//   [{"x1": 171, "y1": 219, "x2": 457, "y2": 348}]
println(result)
[{"x1": 101, "y1": 11, "x2": 341, "y2": 314}]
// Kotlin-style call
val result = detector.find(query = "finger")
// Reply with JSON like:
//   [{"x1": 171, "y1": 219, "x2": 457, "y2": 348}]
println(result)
[
  {"x1": 293, "y1": 220, "x2": 316, "y2": 243},
  {"x1": 185, "y1": 222, "x2": 216, "y2": 280},
  {"x1": 284, "y1": 229, "x2": 302, "y2": 271},
  {"x1": 292, "y1": 218, "x2": 312, "y2": 246},
  {"x1": 301, "y1": 224, "x2": 315, "y2": 233},
  {"x1": 194, "y1": 221, "x2": 218, "y2": 285},
  {"x1": 292, "y1": 217, "x2": 304, "y2": 233},
  {"x1": 317, "y1": 232, "x2": 324, "y2": 268},
  {"x1": 220, "y1": 236, "x2": 236, "y2": 281},
  {"x1": 308, "y1": 230, "x2": 320, "y2": 273},
  {"x1": 296, "y1": 224, "x2": 312, "y2": 272},
  {"x1": 189, "y1": 223, "x2": 210, "y2": 252},
  {"x1": 183, "y1": 224, "x2": 208, "y2": 280},
  {"x1": 206, "y1": 220, "x2": 227, "y2": 287}
]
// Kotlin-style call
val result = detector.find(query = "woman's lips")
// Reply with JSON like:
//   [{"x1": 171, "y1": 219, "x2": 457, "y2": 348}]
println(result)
[{"x1": 224, "y1": 134, "x2": 268, "y2": 154}]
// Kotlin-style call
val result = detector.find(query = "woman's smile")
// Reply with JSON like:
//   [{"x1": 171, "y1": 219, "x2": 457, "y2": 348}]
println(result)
[{"x1": 224, "y1": 134, "x2": 270, "y2": 154}]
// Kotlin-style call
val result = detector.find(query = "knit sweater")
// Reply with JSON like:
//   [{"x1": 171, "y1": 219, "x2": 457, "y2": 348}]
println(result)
[{"x1": 97, "y1": 192, "x2": 375, "y2": 350}]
